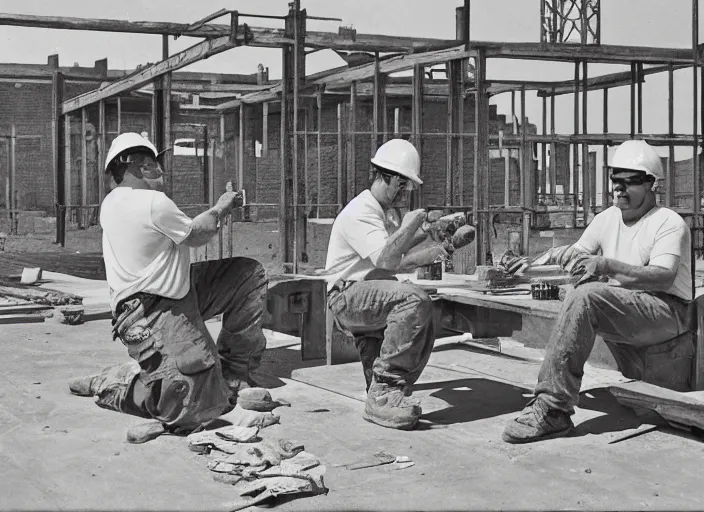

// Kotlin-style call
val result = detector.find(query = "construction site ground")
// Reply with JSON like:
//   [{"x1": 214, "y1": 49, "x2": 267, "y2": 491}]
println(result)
[{"x1": 3, "y1": 224, "x2": 704, "y2": 510}]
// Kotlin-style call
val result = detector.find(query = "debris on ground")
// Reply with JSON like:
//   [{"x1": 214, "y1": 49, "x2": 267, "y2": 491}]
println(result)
[
  {"x1": 334, "y1": 451, "x2": 396, "y2": 470},
  {"x1": 226, "y1": 405, "x2": 281, "y2": 429},
  {"x1": 238, "y1": 388, "x2": 291, "y2": 412},
  {"x1": 20, "y1": 267, "x2": 43, "y2": 284},
  {"x1": 188, "y1": 424, "x2": 327, "y2": 511}
]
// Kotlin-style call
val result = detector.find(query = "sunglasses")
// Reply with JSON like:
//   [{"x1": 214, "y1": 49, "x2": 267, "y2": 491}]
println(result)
[{"x1": 609, "y1": 176, "x2": 649, "y2": 187}]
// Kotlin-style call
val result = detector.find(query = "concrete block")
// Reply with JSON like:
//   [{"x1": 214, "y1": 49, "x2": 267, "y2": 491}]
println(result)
[{"x1": 20, "y1": 267, "x2": 43, "y2": 284}]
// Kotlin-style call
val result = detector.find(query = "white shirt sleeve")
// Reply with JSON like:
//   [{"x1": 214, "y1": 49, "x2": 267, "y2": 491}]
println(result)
[
  {"x1": 150, "y1": 193, "x2": 193, "y2": 245},
  {"x1": 574, "y1": 210, "x2": 604, "y2": 254},
  {"x1": 341, "y1": 211, "x2": 389, "y2": 261},
  {"x1": 649, "y1": 215, "x2": 688, "y2": 265}
]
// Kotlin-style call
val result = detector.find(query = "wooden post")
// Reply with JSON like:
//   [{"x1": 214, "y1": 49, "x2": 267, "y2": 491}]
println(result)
[
  {"x1": 116, "y1": 97, "x2": 122, "y2": 134},
  {"x1": 573, "y1": 61, "x2": 580, "y2": 226},
  {"x1": 304, "y1": 108, "x2": 310, "y2": 211},
  {"x1": 337, "y1": 102, "x2": 345, "y2": 208},
  {"x1": 316, "y1": 89, "x2": 323, "y2": 218},
  {"x1": 474, "y1": 49, "x2": 490, "y2": 265},
  {"x1": 637, "y1": 62, "x2": 643, "y2": 134},
  {"x1": 693, "y1": 0, "x2": 700, "y2": 213},
  {"x1": 262, "y1": 103, "x2": 269, "y2": 156},
  {"x1": 79, "y1": 108, "x2": 88, "y2": 228},
  {"x1": 603, "y1": 88, "x2": 610, "y2": 209},
  {"x1": 504, "y1": 150, "x2": 510, "y2": 206},
  {"x1": 98, "y1": 100, "x2": 106, "y2": 203},
  {"x1": 348, "y1": 81, "x2": 357, "y2": 202},
  {"x1": 520, "y1": 85, "x2": 527, "y2": 208},
  {"x1": 582, "y1": 61, "x2": 589, "y2": 225},
  {"x1": 52, "y1": 71, "x2": 65, "y2": 245},
  {"x1": 64, "y1": 114, "x2": 72, "y2": 225},
  {"x1": 447, "y1": 59, "x2": 462, "y2": 207},
  {"x1": 550, "y1": 88, "x2": 557, "y2": 202},
  {"x1": 292, "y1": 3, "x2": 307, "y2": 272},
  {"x1": 9, "y1": 124, "x2": 16, "y2": 225},
  {"x1": 373, "y1": 55, "x2": 386, "y2": 150},
  {"x1": 630, "y1": 62, "x2": 636, "y2": 139},
  {"x1": 238, "y1": 105, "x2": 245, "y2": 191},
  {"x1": 411, "y1": 63, "x2": 424, "y2": 208},
  {"x1": 541, "y1": 95, "x2": 547, "y2": 200},
  {"x1": 280, "y1": 19, "x2": 294, "y2": 270},
  {"x1": 394, "y1": 108, "x2": 400, "y2": 137},
  {"x1": 667, "y1": 63, "x2": 675, "y2": 208}
]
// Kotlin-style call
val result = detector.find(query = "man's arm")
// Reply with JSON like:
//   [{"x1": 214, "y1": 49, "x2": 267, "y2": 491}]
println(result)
[
  {"x1": 181, "y1": 191, "x2": 239, "y2": 248},
  {"x1": 374, "y1": 209, "x2": 429, "y2": 270},
  {"x1": 603, "y1": 256, "x2": 678, "y2": 291},
  {"x1": 396, "y1": 241, "x2": 448, "y2": 272}
]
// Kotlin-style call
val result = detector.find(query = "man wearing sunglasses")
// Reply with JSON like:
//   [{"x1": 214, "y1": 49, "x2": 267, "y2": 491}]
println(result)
[
  {"x1": 67, "y1": 132, "x2": 269, "y2": 444},
  {"x1": 324, "y1": 138, "x2": 448, "y2": 430},
  {"x1": 503, "y1": 139, "x2": 692, "y2": 444}
]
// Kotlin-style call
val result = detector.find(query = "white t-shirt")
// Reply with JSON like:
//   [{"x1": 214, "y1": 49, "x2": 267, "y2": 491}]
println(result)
[
  {"x1": 324, "y1": 190, "x2": 389, "y2": 289},
  {"x1": 100, "y1": 188, "x2": 193, "y2": 311},
  {"x1": 575, "y1": 206, "x2": 692, "y2": 300}
]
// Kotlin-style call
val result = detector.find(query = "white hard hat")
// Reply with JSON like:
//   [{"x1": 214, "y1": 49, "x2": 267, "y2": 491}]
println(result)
[
  {"x1": 105, "y1": 132, "x2": 158, "y2": 172},
  {"x1": 371, "y1": 139, "x2": 423, "y2": 186},
  {"x1": 609, "y1": 140, "x2": 664, "y2": 180}
]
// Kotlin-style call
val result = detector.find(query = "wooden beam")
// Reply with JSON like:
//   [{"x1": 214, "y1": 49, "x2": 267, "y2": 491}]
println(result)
[
  {"x1": 116, "y1": 97, "x2": 122, "y2": 133},
  {"x1": 573, "y1": 62, "x2": 580, "y2": 224},
  {"x1": 313, "y1": 45, "x2": 473, "y2": 88},
  {"x1": 347, "y1": 81, "x2": 358, "y2": 202},
  {"x1": 0, "y1": 13, "x2": 461, "y2": 52},
  {"x1": 238, "y1": 106, "x2": 245, "y2": 190},
  {"x1": 262, "y1": 103, "x2": 269, "y2": 156},
  {"x1": 337, "y1": 102, "x2": 345, "y2": 206},
  {"x1": 602, "y1": 88, "x2": 610, "y2": 208},
  {"x1": 62, "y1": 36, "x2": 237, "y2": 114},
  {"x1": 482, "y1": 41, "x2": 695, "y2": 65},
  {"x1": 64, "y1": 115, "x2": 72, "y2": 214},
  {"x1": 316, "y1": 89, "x2": 322, "y2": 217},
  {"x1": 694, "y1": 0, "x2": 700, "y2": 214},
  {"x1": 162, "y1": 36, "x2": 173, "y2": 198},
  {"x1": 280, "y1": 12, "x2": 295, "y2": 271},
  {"x1": 372, "y1": 57, "x2": 386, "y2": 152},
  {"x1": 550, "y1": 88, "x2": 557, "y2": 202},
  {"x1": 51, "y1": 71, "x2": 65, "y2": 223},
  {"x1": 167, "y1": 82, "x2": 273, "y2": 93},
  {"x1": 9, "y1": 124, "x2": 16, "y2": 219},
  {"x1": 582, "y1": 61, "x2": 589, "y2": 226}
]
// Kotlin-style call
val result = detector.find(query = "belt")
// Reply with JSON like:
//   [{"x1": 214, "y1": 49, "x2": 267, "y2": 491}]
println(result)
[{"x1": 115, "y1": 291, "x2": 158, "y2": 317}]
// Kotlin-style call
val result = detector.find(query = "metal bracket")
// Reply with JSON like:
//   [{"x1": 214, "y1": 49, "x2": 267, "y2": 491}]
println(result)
[{"x1": 287, "y1": 292, "x2": 310, "y2": 314}]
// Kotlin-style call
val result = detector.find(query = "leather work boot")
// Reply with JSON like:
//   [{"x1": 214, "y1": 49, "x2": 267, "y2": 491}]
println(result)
[
  {"x1": 502, "y1": 397, "x2": 574, "y2": 444},
  {"x1": 126, "y1": 420, "x2": 169, "y2": 444},
  {"x1": 68, "y1": 374, "x2": 104, "y2": 397},
  {"x1": 363, "y1": 378, "x2": 422, "y2": 430}
]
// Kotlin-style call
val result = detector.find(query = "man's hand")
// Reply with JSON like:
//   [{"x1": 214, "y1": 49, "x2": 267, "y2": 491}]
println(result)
[
  {"x1": 571, "y1": 255, "x2": 609, "y2": 287},
  {"x1": 213, "y1": 191, "x2": 241, "y2": 218},
  {"x1": 400, "y1": 209, "x2": 427, "y2": 230},
  {"x1": 397, "y1": 242, "x2": 448, "y2": 271}
]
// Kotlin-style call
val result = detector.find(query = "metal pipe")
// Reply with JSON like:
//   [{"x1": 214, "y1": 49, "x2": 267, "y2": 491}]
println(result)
[
  {"x1": 573, "y1": 61, "x2": 580, "y2": 225},
  {"x1": 603, "y1": 88, "x2": 609, "y2": 208},
  {"x1": 630, "y1": 62, "x2": 636, "y2": 138},
  {"x1": 668, "y1": 63, "x2": 675, "y2": 207},
  {"x1": 582, "y1": 60, "x2": 589, "y2": 224}
]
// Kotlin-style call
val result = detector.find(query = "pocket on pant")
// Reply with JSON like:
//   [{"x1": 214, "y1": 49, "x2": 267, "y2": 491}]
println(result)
[
  {"x1": 172, "y1": 335, "x2": 217, "y2": 375},
  {"x1": 121, "y1": 322, "x2": 164, "y2": 363}
]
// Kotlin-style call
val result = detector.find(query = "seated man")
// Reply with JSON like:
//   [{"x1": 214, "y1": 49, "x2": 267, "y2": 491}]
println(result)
[
  {"x1": 324, "y1": 139, "x2": 448, "y2": 431},
  {"x1": 503, "y1": 140, "x2": 692, "y2": 444},
  {"x1": 68, "y1": 133, "x2": 268, "y2": 444}
]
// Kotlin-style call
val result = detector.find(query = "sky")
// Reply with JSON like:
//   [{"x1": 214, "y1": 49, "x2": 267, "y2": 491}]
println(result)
[{"x1": 0, "y1": 0, "x2": 701, "y2": 165}]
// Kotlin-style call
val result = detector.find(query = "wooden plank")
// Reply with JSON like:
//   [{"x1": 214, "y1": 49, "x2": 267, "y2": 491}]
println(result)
[
  {"x1": 237, "y1": 105, "x2": 245, "y2": 190},
  {"x1": 62, "y1": 36, "x2": 237, "y2": 114},
  {"x1": 582, "y1": 61, "x2": 589, "y2": 226},
  {"x1": 347, "y1": 81, "x2": 357, "y2": 202},
  {"x1": 610, "y1": 380, "x2": 704, "y2": 430},
  {"x1": 602, "y1": 88, "x2": 609, "y2": 208},
  {"x1": 0, "y1": 314, "x2": 45, "y2": 325},
  {"x1": 573, "y1": 62, "x2": 580, "y2": 225},
  {"x1": 411, "y1": 64, "x2": 424, "y2": 208},
  {"x1": 0, "y1": 304, "x2": 52, "y2": 315},
  {"x1": 337, "y1": 102, "x2": 345, "y2": 206}
]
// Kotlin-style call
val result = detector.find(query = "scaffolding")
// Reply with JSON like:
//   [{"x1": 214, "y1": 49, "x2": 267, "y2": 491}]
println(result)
[{"x1": 2, "y1": 0, "x2": 703, "y2": 270}]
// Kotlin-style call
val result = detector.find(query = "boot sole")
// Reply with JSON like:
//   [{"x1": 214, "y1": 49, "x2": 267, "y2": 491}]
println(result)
[
  {"x1": 502, "y1": 424, "x2": 574, "y2": 444},
  {"x1": 126, "y1": 424, "x2": 168, "y2": 444},
  {"x1": 362, "y1": 411, "x2": 419, "y2": 431}
]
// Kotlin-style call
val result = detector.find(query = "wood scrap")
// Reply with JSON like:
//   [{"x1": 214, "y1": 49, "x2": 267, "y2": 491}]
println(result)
[
  {"x1": 609, "y1": 380, "x2": 704, "y2": 432},
  {"x1": 0, "y1": 314, "x2": 45, "y2": 325},
  {"x1": 0, "y1": 280, "x2": 82, "y2": 306}
]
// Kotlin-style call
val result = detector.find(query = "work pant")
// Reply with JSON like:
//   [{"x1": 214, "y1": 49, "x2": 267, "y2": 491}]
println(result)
[
  {"x1": 94, "y1": 257, "x2": 268, "y2": 430},
  {"x1": 535, "y1": 282, "x2": 689, "y2": 414},
  {"x1": 327, "y1": 280, "x2": 436, "y2": 388}
]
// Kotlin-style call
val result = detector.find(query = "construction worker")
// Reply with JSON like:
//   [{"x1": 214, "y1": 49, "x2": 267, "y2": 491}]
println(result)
[
  {"x1": 503, "y1": 140, "x2": 692, "y2": 444},
  {"x1": 67, "y1": 133, "x2": 268, "y2": 444},
  {"x1": 324, "y1": 138, "x2": 448, "y2": 430}
]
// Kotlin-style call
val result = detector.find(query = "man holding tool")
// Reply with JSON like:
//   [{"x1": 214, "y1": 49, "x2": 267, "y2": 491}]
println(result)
[
  {"x1": 67, "y1": 132, "x2": 269, "y2": 444},
  {"x1": 324, "y1": 138, "x2": 475, "y2": 430},
  {"x1": 503, "y1": 140, "x2": 693, "y2": 444}
]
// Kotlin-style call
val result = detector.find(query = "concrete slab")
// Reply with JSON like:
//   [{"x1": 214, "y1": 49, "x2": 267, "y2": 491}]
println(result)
[{"x1": 2, "y1": 320, "x2": 704, "y2": 510}]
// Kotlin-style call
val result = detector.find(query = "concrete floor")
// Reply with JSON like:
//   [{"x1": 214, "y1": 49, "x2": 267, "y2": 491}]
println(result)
[{"x1": 2, "y1": 316, "x2": 704, "y2": 511}]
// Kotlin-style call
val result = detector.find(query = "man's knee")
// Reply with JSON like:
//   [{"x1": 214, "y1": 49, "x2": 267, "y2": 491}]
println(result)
[
  {"x1": 398, "y1": 285, "x2": 433, "y2": 322},
  {"x1": 562, "y1": 283, "x2": 611, "y2": 310}
]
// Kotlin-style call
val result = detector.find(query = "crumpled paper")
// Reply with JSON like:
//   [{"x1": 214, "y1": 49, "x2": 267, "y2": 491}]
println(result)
[{"x1": 207, "y1": 438, "x2": 305, "y2": 471}]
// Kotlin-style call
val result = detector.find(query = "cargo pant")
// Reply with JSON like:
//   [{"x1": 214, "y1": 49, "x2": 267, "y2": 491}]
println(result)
[
  {"x1": 535, "y1": 282, "x2": 690, "y2": 414},
  {"x1": 94, "y1": 257, "x2": 268, "y2": 431},
  {"x1": 327, "y1": 280, "x2": 436, "y2": 389}
]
